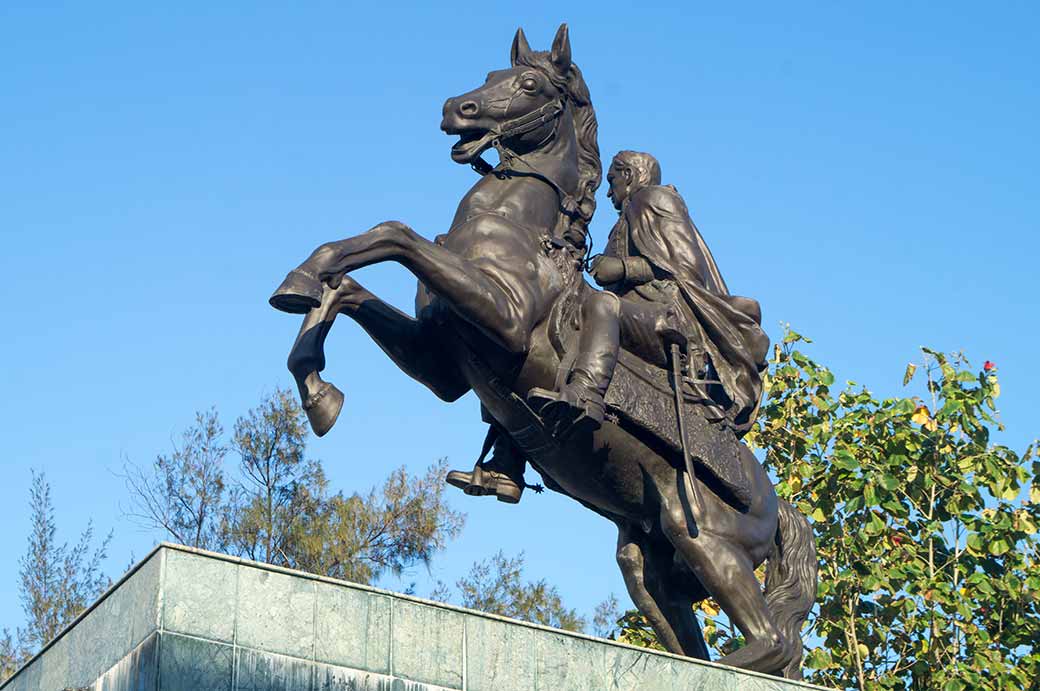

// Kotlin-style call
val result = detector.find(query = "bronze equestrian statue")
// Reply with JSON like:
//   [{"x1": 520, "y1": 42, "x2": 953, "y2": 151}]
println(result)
[
  {"x1": 269, "y1": 24, "x2": 818, "y2": 679},
  {"x1": 445, "y1": 149, "x2": 771, "y2": 507}
]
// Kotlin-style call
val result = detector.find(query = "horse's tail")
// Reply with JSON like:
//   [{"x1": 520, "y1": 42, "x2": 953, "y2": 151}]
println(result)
[{"x1": 764, "y1": 498, "x2": 818, "y2": 679}]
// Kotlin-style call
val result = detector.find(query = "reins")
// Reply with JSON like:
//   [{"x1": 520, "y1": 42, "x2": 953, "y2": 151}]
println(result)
[{"x1": 468, "y1": 90, "x2": 591, "y2": 264}]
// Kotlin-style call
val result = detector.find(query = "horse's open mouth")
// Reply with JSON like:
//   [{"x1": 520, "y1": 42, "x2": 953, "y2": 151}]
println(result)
[{"x1": 450, "y1": 129, "x2": 492, "y2": 163}]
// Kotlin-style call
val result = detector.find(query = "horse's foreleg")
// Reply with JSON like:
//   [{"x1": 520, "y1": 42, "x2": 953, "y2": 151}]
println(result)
[
  {"x1": 615, "y1": 522, "x2": 687, "y2": 655},
  {"x1": 286, "y1": 275, "x2": 471, "y2": 435},
  {"x1": 286, "y1": 282, "x2": 350, "y2": 437},
  {"x1": 340, "y1": 277, "x2": 470, "y2": 402},
  {"x1": 615, "y1": 522, "x2": 711, "y2": 659},
  {"x1": 273, "y1": 221, "x2": 539, "y2": 354}
]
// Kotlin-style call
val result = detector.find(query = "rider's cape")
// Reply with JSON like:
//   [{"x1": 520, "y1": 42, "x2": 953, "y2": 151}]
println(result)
[{"x1": 623, "y1": 185, "x2": 770, "y2": 434}]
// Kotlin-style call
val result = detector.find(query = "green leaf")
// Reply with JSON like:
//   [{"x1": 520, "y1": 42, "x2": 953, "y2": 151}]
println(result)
[
  {"x1": 966, "y1": 532, "x2": 983, "y2": 552},
  {"x1": 989, "y1": 538, "x2": 1010, "y2": 556},
  {"x1": 864, "y1": 483, "x2": 878, "y2": 506},
  {"x1": 833, "y1": 450, "x2": 858, "y2": 470},
  {"x1": 866, "y1": 513, "x2": 886, "y2": 536},
  {"x1": 804, "y1": 647, "x2": 833, "y2": 670},
  {"x1": 903, "y1": 363, "x2": 917, "y2": 386},
  {"x1": 879, "y1": 473, "x2": 899, "y2": 491}
]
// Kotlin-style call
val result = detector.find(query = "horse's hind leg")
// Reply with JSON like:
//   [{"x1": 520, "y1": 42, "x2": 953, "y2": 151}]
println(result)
[
  {"x1": 615, "y1": 522, "x2": 708, "y2": 659},
  {"x1": 658, "y1": 484, "x2": 790, "y2": 675}
]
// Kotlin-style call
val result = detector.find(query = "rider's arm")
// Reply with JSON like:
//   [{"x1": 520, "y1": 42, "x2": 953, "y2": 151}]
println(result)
[{"x1": 621, "y1": 257, "x2": 655, "y2": 285}]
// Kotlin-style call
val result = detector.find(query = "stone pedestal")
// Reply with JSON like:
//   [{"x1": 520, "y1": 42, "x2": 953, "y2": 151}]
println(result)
[{"x1": 1, "y1": 544, "x2": 827, "y2": 691}]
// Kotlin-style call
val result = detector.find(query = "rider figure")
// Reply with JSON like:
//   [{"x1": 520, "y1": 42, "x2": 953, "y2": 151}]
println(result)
[{"x1": 446, "y1": 150, "x2": 769, "y2": 503}]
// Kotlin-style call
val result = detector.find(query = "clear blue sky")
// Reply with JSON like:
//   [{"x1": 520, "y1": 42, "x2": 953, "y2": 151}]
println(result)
[{"x1": 1, "y1": 2, "x2": 1037, "y2": 633}]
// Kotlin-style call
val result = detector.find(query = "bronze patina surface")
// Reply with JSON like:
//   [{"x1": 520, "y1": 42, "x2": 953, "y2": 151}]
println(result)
[{"x1": 270, "y1": 25, "x2": 818, "y2": 679}]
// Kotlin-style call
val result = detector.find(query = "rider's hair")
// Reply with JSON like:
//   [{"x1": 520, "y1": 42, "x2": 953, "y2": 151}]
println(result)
[
  {"x1": 613, "y1": 151, "x2": 661, "y2": 188},
  {"x1": 514, "y1": 51, "x2": 601, "y2": 248}
]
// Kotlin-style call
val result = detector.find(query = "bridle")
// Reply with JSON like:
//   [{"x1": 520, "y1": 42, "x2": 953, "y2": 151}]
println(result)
[
  {"x1": 466, "y1": 80, "x2": 590, "y2": 261},
  {"x1": 469, "y1": 96, "x2": 565, "y2": 176}
]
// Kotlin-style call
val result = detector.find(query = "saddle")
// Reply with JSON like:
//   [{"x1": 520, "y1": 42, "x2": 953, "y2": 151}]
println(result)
[{"x1": 548, "y1": 285, "x2": 752, "y2": 511}]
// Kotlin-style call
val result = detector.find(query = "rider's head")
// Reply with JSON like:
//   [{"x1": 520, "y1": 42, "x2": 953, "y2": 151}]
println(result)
[{"x1": 607, "y1": 151, "x2": 661, "y2": 210}]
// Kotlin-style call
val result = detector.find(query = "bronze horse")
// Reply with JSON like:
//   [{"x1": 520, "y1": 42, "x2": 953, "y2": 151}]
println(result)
[{"x1": 269, "y1": 25, "x2": 817, "y2": 679}]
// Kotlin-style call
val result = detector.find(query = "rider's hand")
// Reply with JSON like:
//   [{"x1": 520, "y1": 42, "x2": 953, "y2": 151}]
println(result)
[{"x1": 589, "y1": 255, "x2": 626, "y2": 286}]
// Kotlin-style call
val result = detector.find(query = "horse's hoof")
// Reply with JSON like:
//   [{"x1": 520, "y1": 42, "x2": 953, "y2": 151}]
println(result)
[
  {"x1": 304, "y1": 381, "x2": 344, "y2": 437},
  {"x1": 270, "y1": 269, "x2": 323, "y2": 314}
]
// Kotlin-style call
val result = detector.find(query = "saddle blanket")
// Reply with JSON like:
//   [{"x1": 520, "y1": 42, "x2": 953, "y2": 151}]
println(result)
[{"x1": 604, "y1": 349, "x2": 751, "y2": 510}]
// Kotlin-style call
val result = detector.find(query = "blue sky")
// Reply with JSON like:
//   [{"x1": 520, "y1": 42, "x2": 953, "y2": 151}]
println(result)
[{"x1": 1, "y1": 2, "x2": 1037, "y2": 633}]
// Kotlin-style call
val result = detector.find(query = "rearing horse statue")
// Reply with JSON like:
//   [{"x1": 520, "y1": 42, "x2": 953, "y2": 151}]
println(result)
[{"x1": 269, "y1": 24, "x2": 817, "y2": 680}]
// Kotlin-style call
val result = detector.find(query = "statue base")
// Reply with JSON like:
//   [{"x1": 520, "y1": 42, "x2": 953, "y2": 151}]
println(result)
[{"x1": 1, "y1": 544, "x2": 829, "y2": 691}]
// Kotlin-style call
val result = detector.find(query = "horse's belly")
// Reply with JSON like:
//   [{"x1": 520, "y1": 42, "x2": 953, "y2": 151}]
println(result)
[{"x1": 540, "y1": 422, "x2": 653, "y2": 521}]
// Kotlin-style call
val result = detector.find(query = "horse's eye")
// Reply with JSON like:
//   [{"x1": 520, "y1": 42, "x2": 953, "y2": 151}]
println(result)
[{"x1": 520, "y1": 77, "x2": 539, "y2": 92}]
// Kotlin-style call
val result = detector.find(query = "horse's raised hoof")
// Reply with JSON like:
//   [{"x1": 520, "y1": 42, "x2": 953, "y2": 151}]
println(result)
[
  {"x1": 270, "y1": 269, "x2": 324, "y2": 314},
  {"x1": 303, "y1": 380, "x2": 344, "y2": 437}
]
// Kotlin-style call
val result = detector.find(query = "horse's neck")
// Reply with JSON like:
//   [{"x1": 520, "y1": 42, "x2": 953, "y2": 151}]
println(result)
[
  {"x1": 453, "y1": 119, "x2": 579, "y2": 230},
  {"x1": 506, "y1": 111, "x2": 580, "y2": 194}
]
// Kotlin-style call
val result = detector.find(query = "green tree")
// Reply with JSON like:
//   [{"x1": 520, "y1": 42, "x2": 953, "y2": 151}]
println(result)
[
  {"x1": 226, "y1": 388, "x2": 322, "y2": 565},
  {"x1": 290, "y1": 463, "x2": 464, "y2": 584},
  {"x1": 751, "y1": 331, "x2": 1039, "y2": 690},
  {"x1": 122, "y1": 409, "x2": 229, "y2": 551},
  {"x1": 0, "y1": 632, "x2": 17, "y2": 683},
  {"x1": 1, "y1": 472, "x2": 112, "y2": 683},
  {"x1": 614, "y1": 331, "x2": 1039, "y2": 690},
  {"x1": 125, "y1": 387, "x2": 464, "y2": 587},
  {"x1": 433, "y1": 551, "x2": 586, "y2": 632}
]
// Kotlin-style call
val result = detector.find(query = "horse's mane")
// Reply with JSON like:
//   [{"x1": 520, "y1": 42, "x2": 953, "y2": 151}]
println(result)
[{"x1": 515, "y1": 52, "x2": 601, "y2": 247}]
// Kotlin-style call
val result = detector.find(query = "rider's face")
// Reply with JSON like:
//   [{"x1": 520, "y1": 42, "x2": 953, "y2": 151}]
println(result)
[{"x1": 606, "y1": 163, "x2": 633, "y2": 211}]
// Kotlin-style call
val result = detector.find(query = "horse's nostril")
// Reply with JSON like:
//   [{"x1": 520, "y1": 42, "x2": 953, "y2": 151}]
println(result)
[{"x1": 459, "y1": 100, "x2": 479, "y2": 117}]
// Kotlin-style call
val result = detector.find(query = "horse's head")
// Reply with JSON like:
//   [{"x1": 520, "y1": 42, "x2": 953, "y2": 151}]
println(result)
[{"x1": 441, "y1": 24, "x2": 573, "y2": 166}]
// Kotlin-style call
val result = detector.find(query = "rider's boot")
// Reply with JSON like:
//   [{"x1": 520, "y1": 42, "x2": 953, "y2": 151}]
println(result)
[
  {"x1": 446, "y1": 431, "x2": 527, "y2": 504},
  {"x1": 528, "y1": 364, "x2": 611, "y2": 439}
]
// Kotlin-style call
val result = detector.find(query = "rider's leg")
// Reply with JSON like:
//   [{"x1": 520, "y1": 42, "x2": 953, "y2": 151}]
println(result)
[
  {"x1": 657, "y1": 475, "x2": 789, "y2": 675},
  {"x1": 615, "y1": 298, "x2": 684, "y2": 369},
  {"x1": 529, "y1": 291, "x2": 620, "y2": 433},
  {"x1": 272, "y1": 221, "x2": 543, "y2": 355},
  {"x1": 446, "y1": 423, "x2": 528, "y2": 504}
]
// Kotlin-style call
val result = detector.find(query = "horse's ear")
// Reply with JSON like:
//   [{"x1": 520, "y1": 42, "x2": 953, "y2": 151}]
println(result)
[
  {"x1": 511, "y1": 27, "x2": 532, "y2": 66},
  {"x1": 550, "y1": 23, "x2": 571, "y2": 73}
]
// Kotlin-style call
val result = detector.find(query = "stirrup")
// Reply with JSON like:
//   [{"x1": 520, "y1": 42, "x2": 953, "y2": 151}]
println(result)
[{"x1": 527, "y1": 387, "x2": 604, "y2": 439}]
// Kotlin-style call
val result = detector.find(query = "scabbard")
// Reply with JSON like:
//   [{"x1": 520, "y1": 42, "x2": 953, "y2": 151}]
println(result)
[{"x1": 671, "y1": 343, "x2": 702, "y2": 534}]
